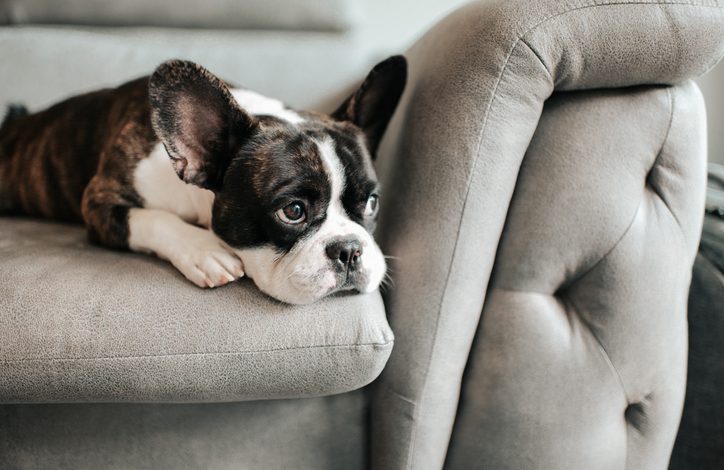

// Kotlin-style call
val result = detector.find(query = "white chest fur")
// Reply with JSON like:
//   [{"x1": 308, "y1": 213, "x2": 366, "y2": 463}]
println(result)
[{"x1": 133, "y1": 144, "x2": 215, "y2": 227}]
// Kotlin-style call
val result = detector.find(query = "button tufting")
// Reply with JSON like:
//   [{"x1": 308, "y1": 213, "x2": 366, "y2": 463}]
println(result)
[{"x1": 625, "y1": 401, "x2": 648, "y2": 433}]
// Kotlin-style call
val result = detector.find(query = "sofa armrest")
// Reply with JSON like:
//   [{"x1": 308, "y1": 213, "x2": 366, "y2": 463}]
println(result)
[{"x1": 372, "y1": 1, "x2": 724, "y2": 468}]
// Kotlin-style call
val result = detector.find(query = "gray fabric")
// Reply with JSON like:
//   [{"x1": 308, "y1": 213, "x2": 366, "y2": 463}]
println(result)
[
  {"x1": 0, "y1": 26, "x2": 374, "y2": 112},
  {"x1": 372, "y1": 0, "x2": 722, "y2": 468},
  {"x1": 0, "y1": 390, "x2": 367, "y2": 470},
  {"x1": 0, "y1": 218, "x2": 393, "y2": 403},
  {"x1": 0, "y1": 0, "x2": 361, "y2": 32},
  {"x1": 445, "y1": 83, "x2": 705, "y2": 469}
]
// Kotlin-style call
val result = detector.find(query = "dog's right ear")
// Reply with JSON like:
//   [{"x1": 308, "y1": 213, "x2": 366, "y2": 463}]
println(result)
[
  {"x1": 149, "y1": 60, "x2": 256, "y2": 191},
  {"x1": 332, "y1": 55, "x2": 407, "y2": 157}
]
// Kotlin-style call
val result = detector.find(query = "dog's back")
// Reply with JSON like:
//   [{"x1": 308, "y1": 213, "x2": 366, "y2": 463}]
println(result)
[{"x1": 0, "y1": 77, "x2": 152, "y2": 221}]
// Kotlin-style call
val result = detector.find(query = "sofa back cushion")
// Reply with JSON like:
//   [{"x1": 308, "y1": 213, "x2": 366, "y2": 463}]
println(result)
[{"x1": 0, "y1": 0, "x2": 360, "y2": 31}]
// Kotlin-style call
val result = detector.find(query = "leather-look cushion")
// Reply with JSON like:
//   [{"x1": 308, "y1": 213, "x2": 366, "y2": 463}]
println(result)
[
  {"x1": 0, "y1": 0, "x2": 360, "y2": 32},
  {"x1": 372, "y1": 1, "x2": 721, "y2": 468},
  {"x1": 0, "y1": 218, "x2": 393, "y2": 403},
  {"x1": 445, "y1": 82, "x2": 706, "y2": 470}
]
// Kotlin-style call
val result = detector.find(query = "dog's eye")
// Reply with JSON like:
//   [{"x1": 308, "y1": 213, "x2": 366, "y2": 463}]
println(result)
[
  {"x1": 276, "y1": 201, "x2": 307, "y2": 225},
  {"x1": 364, "y1": 194, "x2": 379, "y2": 218}
]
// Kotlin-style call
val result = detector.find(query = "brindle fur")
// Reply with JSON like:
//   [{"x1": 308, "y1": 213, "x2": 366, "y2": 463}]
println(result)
[
  {"x1": 0, "y1": 77, "x2": 153, "y2": 248},
  {"x1": 0, "y1": 57, "x2": 406, "y2": 257}
]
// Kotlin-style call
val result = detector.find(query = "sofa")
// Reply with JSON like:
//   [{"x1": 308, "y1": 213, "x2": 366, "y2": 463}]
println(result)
[{"x1": 1, "y1": 0, "x2": 723, "y2": 469}]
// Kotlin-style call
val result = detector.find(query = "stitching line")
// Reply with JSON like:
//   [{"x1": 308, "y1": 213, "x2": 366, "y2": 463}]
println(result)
[
  {"x1": 647, "y1": 87, "x2": 688, "y2": 237},
  {"x1": 0, "y1": 340, "x2": 394, "y2": 364},
  {"x1": 404, "y1": 21, "x2": 524, "y2": 470}
]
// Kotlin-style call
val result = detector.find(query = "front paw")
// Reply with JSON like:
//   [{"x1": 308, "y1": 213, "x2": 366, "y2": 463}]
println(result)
[{"x1": 171, "y1": 242, "x2": 244, "y2": 289}]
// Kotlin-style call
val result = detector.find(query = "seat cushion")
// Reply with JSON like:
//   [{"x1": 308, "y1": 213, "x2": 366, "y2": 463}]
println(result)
[{"x1": 0, "y1": 218, "x2": 393, "y2": 403}]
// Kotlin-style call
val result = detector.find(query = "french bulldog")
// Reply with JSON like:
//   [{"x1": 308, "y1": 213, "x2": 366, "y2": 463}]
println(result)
[{"x1": 0, "y1": 56, "x2": 407, "y2": 304}]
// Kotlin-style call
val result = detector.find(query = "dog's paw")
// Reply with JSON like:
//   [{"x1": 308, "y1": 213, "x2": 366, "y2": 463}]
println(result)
[{"x1": 169, "y1": 231, "x2": 244, "y2": 288}]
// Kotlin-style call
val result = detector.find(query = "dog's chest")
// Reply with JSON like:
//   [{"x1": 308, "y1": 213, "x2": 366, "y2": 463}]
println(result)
[{"x1": 133, "y1": 144, "x2": 215, "y2": 227}]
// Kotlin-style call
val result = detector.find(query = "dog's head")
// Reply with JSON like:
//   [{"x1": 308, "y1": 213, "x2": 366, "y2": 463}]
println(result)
[{"x1": 148, "y1": 57, "x2": 406, "y2": 304}]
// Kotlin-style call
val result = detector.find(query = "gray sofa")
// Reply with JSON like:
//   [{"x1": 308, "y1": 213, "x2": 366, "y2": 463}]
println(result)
[{"x1": 1, "y1": 1, "x2": 723, "y2": 469}]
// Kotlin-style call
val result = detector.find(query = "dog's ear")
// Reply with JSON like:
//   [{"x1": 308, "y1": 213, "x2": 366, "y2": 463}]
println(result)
[
  {"x1": 149, "y1": 60, "x2": 256, "y2": 190},
  {"x1": 332, "y1": 55, "x2": 407, "y2": 157}
]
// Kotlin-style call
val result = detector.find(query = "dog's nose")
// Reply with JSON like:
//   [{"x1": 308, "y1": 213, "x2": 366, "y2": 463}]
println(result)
[{"x1": 326, "y1": 239, "x2": 362, "y2": 271}]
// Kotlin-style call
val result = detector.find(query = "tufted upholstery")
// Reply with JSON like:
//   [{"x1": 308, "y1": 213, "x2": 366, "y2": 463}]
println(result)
[
  {"x1": 373, "y1": 0, "x2": 722, "y2": 468},
  {"x1": 445, "y1": 83, "x2": 706, "y2": 469}
]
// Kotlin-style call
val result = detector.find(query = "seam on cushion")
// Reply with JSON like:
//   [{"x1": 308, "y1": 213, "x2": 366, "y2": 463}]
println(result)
[
  {"x1": 566, "y1": 194, "x2": 645, "y2": 300},
  {"x1": 0, "y1": 340, "x2": 394, "y2": 363},
  {"x1": 647, "y1": 87, "x2": 688, "y2": 239},
  {"x1": 404, "y1": 2, "x2": 723, "y2": 468},
  {"x1": 520, "y1": 38, "x2": 555, "y2": 82},
  {"x1": 559, "y1": 199, "x2": 648, "y2": 406},
  {"x1": 567, "y1": 290, "x2": 634, "y2": 470},
  {"x1": 567, "y1": 294, "x2": 632, "y2": 404},
  {"x1": 493, "y1": 286, "x2": 556, "y2": 296},
  {"x1": 380, "y1": 381, "x2": 417, "y2": 407}
]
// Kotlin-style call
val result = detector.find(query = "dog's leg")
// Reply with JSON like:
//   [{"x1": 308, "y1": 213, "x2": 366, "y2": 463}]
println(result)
[
  {"x1": 127, "y1": 208, "x2": 244, "y2": 288},
  {"x1": 83, "y1": 176, "x2": 242, "y2": 288}
]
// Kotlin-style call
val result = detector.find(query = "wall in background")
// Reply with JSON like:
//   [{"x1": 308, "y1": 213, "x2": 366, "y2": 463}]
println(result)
[
  {"x1": 361, "y1": 0, "x2": 724, "y2": 166},
  {"x1": 698, "y1": 62, "x2": 724, "y2": 166},
  {"x1": 358, "y1": 0, "x2": 471, "y2": 57}
]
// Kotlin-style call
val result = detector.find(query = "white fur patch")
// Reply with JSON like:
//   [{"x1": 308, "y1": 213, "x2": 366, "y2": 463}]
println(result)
[
  {"x1": 233, "y1": 137, "x2": 386, "y2": 304},
  {"x1": 230, "y1": 88, "x2": 304, "y2": 124},
  {"x1": 134, "y1": 144, "x2": 215, "y2": 228}
]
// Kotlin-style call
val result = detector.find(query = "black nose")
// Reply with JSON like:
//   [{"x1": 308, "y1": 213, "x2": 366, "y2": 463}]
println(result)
[{"x1": 325, "y1": 239, "x2": 363, "y2": 271}]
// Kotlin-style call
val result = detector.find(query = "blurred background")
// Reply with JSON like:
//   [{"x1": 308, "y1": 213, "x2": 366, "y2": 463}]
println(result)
[{"x1": 1, "y1": 0, "x2": 722, "y2": 164}]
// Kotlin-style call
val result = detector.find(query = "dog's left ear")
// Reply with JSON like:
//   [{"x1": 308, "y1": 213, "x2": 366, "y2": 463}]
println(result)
[
  {"x1": 149, "y1": 59, "x2": 256, "y2": 191},
  {"x1": 332, "y1": 55, "x2": 407, "y2": 156}
]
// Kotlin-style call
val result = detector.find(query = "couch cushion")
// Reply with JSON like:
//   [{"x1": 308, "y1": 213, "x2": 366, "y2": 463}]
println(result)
[
  {"x1": 372, "y1": 0, "x2": 722, "y2": 468},
  {"x1": 0, "y1": 26, "x2": 370, "y2": 114},
  {"x1": 444, "y1": 82, "x2": 705, "y2": 470},
  {"x1": 0, "y1": 0, "x2": 361, "y2": 32},
  {"x1": 0, "y1": 218, "x2": 393, "y2": 403}
]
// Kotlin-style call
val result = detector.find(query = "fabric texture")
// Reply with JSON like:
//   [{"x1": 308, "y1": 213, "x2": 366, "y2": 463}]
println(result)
[
  {"x1": 0, "y1": 219, "x2": 393, "y2": 403},
  {"x1": 0, "y1": 0, "x2": 361, "y2": 32},
  {"x1": 0, "y1": 391, "x2": 367, "y2": 470},
  {"x1": 446, "y1": 83, "x2": 705, "y2": 470},
  {"x1": 372, "y1": 1, "x2": 723, "y2": 468}
]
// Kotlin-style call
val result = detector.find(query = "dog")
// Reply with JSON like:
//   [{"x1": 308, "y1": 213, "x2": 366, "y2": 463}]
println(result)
[{"x1": 0, "y1": 56, "x2": 406, "y2": 304}]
